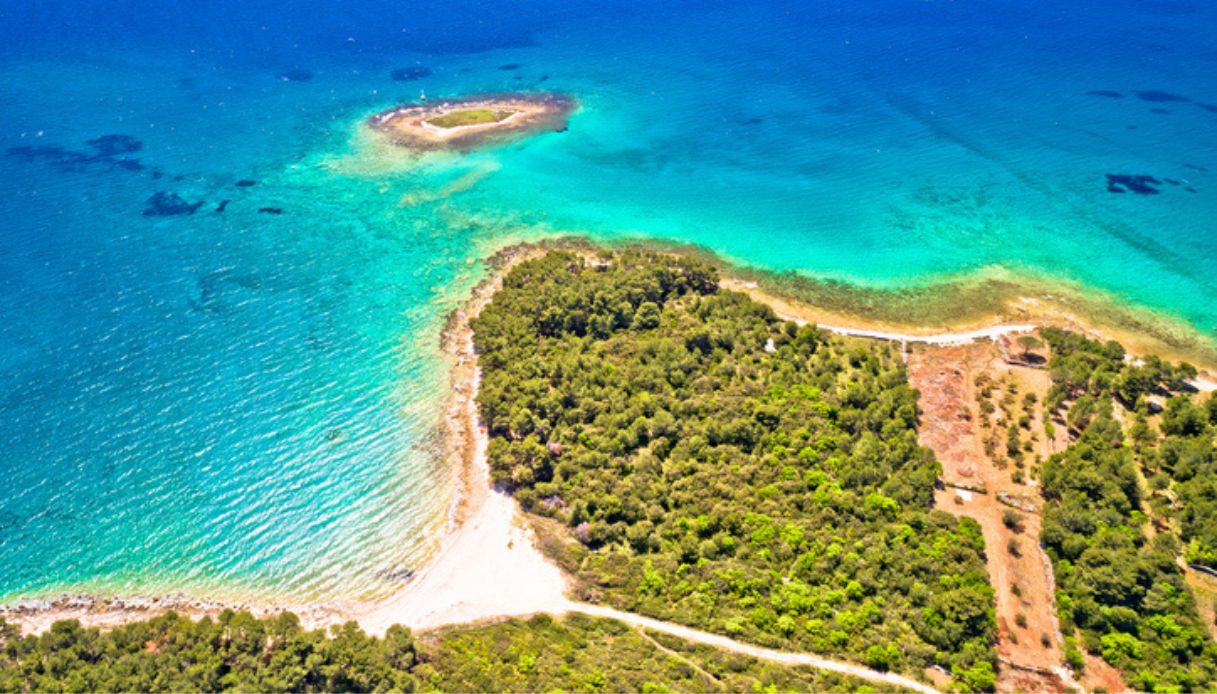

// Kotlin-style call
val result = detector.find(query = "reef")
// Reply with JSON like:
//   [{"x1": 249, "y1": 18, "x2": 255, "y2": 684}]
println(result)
[
  {"x1": 215, "y1": 199, "x2": 230, "y2": 213},
  {"x1": 257, "y1": 207, "x2": 284, "y2": 215},
  {"x1": 143, "y1": 191, "x2": 204, "y2": 216},
  {"x1": 497, "y1": 63, "x2": 522, "y2": 71},
  {"x1": 235, "y1": 179, "x2": 257, "y2": 187},
  {"x1": 391, "y1": 66, "x2": 432, "y2": 81},
  {"x1": 1105, "y1": 174, "x2": 1163, "y2": 195},
  {"x1": 368, "y1": 93, "x2": 575, "y2": 152}
]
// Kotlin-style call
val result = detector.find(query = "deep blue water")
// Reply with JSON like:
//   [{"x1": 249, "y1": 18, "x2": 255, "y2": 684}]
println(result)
[{"x1": 1, "y1": 0, "x2": 1215, "y2": 603}]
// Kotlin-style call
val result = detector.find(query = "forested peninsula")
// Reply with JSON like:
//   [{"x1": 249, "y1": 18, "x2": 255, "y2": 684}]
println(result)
[
  {"x1": 472, "y1": 250, "x2": 997, "y2": 688},
  {"x1": 4, "y1": 247, "x2": 1217, "y2": 693}
]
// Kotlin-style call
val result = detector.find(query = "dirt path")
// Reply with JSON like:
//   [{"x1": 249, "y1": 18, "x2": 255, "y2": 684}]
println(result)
[
  {"x1": 818, "y1": 323, "x2": 1037, "y2": 345},
  {"x1": 566, "y1": 603, "x2": 941, "y2": 694},
  {"x1": 906, "y1": 341, "x2": 1087, "y2": 693}
]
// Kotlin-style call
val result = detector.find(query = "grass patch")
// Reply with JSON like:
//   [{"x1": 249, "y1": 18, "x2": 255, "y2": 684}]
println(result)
[{"x1": 426, "y1": 108, "x2": 515, "y2": 129}]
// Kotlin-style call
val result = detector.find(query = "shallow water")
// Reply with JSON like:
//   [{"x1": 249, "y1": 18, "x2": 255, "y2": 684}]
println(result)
[{"x1": 1, "y1": 0, "x2": 1215, "y2": 603}]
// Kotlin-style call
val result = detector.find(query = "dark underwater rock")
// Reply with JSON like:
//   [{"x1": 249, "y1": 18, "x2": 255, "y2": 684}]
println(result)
[
  {"x1": 257, "y1": 207, "x2": 283, "y2": 215},
  {"x1": 1105, "y1": 174, "x2": 1162, "y2": 195},
  {"x1": 6, "y1": 144, "x2": 92, "y2": 171},
  {"x1": 1135, "y1": 90, "x2": 1188, "y2": 102},
  {"x1": 1087, "y1": 90, "x2": 1122, "y2": 98},
  {"x1": 235, "y1": 179, "x2": 257, "y2": 187},
  {"x1": 86, "y1": 134, "x2": 142, "y2": 156},
  {"x1": 143, "y1": 191, "x2": 204, "y2": 216},
  {"x1": 391, "y1": 66, "x2": 432, "y2": 81},
  {"x1": 113, "y1": 158, "x2": 145, "y2": 171},
  {"x1": 215, "y1": 199, "x2": 230, "y2": 213},
  {"x1": 497, "y1": 63, "x2": 521, "y2": 71},
  {"x1": 9, "y1": 136, "x2": 145, "y2": 175},
  {"x1": 278, "y1": 68, "x2": 315, "y2": 82},
  {"x1": 379, "y1": 566, "x2": 416, "y2": 582}
]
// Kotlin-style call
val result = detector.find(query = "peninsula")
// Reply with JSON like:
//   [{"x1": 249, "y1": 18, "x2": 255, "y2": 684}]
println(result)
[
  {"x1": 5, "y1": 244, "x2": 1217, "y2": 694},
  {"x1": 368, "y1": 93, "x2": 576, "y2": 152}
]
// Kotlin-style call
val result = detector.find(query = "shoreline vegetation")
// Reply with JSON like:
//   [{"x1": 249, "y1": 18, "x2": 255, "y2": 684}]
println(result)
[
  {"x1": 5, "y1": 240, "x2": 1217, "y2": 692},
  {"x1": 541, "y1": 236, "x2": 1217, "y2": 374}
]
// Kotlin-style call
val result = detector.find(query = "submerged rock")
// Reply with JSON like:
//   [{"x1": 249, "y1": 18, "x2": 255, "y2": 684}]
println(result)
[
  {"x1": 235, "y1": 179, "x2": 257, "y2": 187},
  {"x1": 143, "y1": 191, "x2": 204, "y2": 216},
  {"x1": 113, "y1": 158, "x2": 145, "y2": 171},
  {"x1": 391, "y1": 66, "x2": 432, "y2": 81},
  {"x1": 278, "y1": 68, "x2": 315, "y2": 82},
  {"x1": 1135, "y1": 90, "x2": 1188, "y2": 102},
  {"x1": 497, "y1": 63, "x2": 521, "y2": 71},
  {"x1": 379, "y1": 566, "x2": 416, "y2": 582},
  {"x1": 86, "y1": 134, "x2": 143, "y2": 156},
  {"x1": 6, "y1": 144, "x2": 93, "y2": 171},
  {"x1": 257, "y1": 207, "x2": 283, "y2": 215},
  {"x1": 1105, "y1": 174, "x2": 1163, "y2": 195}
]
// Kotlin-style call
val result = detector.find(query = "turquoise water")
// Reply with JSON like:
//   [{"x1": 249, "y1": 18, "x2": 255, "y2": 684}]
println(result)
[{"x1": 1, "y1": 0, "x2": 1215, "y2": 604}]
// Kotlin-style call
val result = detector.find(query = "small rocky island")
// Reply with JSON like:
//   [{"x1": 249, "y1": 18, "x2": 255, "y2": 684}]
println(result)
[{"x1": 368, "y1": 93, "x2": 575, "y2": 152}]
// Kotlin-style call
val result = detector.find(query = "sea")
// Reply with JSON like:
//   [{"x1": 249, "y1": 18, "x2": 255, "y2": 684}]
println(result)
[{"x1": 1, "y1": 0, "x2": 1214, "y2": 604}]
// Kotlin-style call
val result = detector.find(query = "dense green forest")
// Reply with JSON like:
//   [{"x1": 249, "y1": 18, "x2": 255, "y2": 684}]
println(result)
[
  {"x1": 1038, "y1": 328, "x2": 1217, "y2": 691},
  {"x1": 0, "y1": 611, "x2": 417, "y2": 693},
  {"x1": 0, "y1": 611, "x2": 880, "y2": 693},
  {"x1": 472, "y1": 250, "x2": 996, "y2": 689}
]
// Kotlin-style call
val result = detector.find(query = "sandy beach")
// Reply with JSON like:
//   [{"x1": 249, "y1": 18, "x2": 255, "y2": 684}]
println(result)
[
  {"x1": 355, "y1": 245, "x2": 569, "y2": 634},
  {"x1": 2, "y1": 244, "x2": 567, "y2": 637}
]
